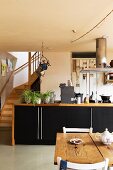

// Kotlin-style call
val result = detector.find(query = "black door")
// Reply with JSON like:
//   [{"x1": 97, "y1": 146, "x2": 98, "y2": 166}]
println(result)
[
  {"x1": 42, "y1": 106, "x2": 67, "y2": 144},
  {"x1": 14, "y1": 106, "x2": 38, "y2": 144},
  {"x1": 92, "y1": 107, "x2": 113, "y2": 132},
  {"x1": 65, "y1": 107, "x2": 91, "y2": 128}
]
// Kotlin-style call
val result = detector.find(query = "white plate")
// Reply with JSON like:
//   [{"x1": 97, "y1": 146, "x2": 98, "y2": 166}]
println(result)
[{"x1": 70, "y1": 138, "x2": 83, "y2": 145}]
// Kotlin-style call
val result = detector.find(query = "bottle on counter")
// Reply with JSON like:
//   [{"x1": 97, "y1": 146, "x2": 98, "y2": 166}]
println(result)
[
  {"x1": 67, "y1": 80, "x2": 73, "y2": 86},
  {"x1": 89, "y1": 91, "x2": 95, "y2": 103},
  {"x1": 89, "y1": 91, "x2": 93, "y2": 100},
  {"x1": 84, "y1": 94, "x2": 89, "y2": 104}
]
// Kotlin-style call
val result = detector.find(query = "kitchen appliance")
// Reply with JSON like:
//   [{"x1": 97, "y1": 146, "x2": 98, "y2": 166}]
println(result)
[
  {"x1": 100, "y1": 95, "x2": 111, "y2": 103},
  {"x1": 60, "y1": 85, "x2": 74, "y2": 103},
  {"x1": 75, "y1": 93, "x2": 83, "y2": 104}
]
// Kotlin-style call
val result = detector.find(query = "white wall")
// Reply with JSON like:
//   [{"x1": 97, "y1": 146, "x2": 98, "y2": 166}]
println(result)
[
  {"x1": 41, "y1": 52, "x2": 71, "y2": 100},
  {"x1": 10, "y1": 52, "x2": 28, "y2": 87}
]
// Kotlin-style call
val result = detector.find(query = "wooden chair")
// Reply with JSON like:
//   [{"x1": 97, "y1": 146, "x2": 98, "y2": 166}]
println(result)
[
  {"x1": 63, "y1": 126, "x2": 93, "y2": 133},
  {"x1": 57, "y1": 157, "x2": 109, "y2": 170}
]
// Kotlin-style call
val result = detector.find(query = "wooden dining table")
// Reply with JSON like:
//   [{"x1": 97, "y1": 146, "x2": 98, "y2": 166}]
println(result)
[{"x1": 54, "y1": 133, "x2": 113, "y2": 168}]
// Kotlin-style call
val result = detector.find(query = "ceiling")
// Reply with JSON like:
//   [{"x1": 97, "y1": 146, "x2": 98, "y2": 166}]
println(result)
[{"x1": 0, "y1": 0, "x2": 113, "y2": 52}]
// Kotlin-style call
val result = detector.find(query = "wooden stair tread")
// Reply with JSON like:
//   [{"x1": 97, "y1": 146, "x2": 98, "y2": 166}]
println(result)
[
  {"x1": 0, "y1": 123, "x2": 11, "y2": 127},
  {"x1": 2, "y1": 109, "x2": 12, "y2": 114},
  {"x1": 3, "y1": 105, "x2": 13, "y2": 109},
  {"x1": 5, "y1": 102, "x2": 14, "y2": 105},
  {"x1": 7, "y1": 99, "x2": 20, "y2": 103},
  {"x1": 0, "y1": 119, "x2": 12, "y2": 123},
  {"x1": 0, "y1": 116, "x2": 12, "y2": 120},
  {"x1": 2, "y1": 108, "x2": 12, "y2": 111},
  {"x1": 1, "y1": 113, "x2": 12, "y2": 117},
  {"x1": 8, "y1": 96, "x2": 19, "y2": 99}
]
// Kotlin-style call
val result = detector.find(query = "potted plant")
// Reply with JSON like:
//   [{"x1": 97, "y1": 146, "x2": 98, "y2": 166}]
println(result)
[
  {"x1": 21, "y1": 89, "x2": 32, "y2": 104},
  {"x1": 42, "y1": 91, "x2": 52, "y2": 104},
  {"x1": 31, "y1": 91, "x2": 42, "y2": 104},
  {"x1": 36, "y1": 91, "x2": 42, "y2": 104}
]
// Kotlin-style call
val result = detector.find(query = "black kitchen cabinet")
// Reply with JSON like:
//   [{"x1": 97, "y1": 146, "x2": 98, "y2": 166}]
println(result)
[
  {"x1": 92, "y1": 107, "x2": 113, "y2": 132},
  {"x1": 15, "y1": 106, "x2": 38, "y2": 144},
  {"x1": 14, "y1": 105, "x2": 92, "y2": 144},
  {"x1": 42, "y1": 107, "x2": 91, "y2": 144},
  {"x1": 14, "y1": 106, "x2": 67, "y2": 144},
  {"x1": 14, "y1": 105, "x2": 113, "y2": 145},
  {"x1": 65, "y1": 107, "x2": 91, "y2": 128},
  {"x1": 42, "y1": 106, "x2": 66, "y2": 144}
]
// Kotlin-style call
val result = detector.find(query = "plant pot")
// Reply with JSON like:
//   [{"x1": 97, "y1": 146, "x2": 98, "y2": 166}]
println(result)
[
  {"x1": 25, "y1": 97, "x2": 31, "y2": 104},
  {"x1": 36, "y1": 98, "x2": 41, "y2": 104},
  {"x1": 44, "y1": 96, "x2": 50, "y2": 104}
]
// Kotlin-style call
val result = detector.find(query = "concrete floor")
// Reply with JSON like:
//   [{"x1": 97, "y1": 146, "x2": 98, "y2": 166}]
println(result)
[{"x1": 0, "y1": 128, "x2": 57, "y2": 170}]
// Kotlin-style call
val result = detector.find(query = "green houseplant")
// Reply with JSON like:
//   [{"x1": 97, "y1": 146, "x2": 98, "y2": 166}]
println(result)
[
  {"x1": 22, "y1": 89, "x2": 32, "y2": 104},
  {"x1": 21, "y1": 90, "x2": 42, "y2": 104},
  {"x1": 42, "y1": 91, "x2": 52, "y2": 104},
  {"x1": 31, "y1": 91, "x2": 42, "y2": 104}
]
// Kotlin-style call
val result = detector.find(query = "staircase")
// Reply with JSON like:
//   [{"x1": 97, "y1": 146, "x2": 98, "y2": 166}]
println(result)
[{"x1": 0, "y1": 52, "x2": 40, "y2": 127}]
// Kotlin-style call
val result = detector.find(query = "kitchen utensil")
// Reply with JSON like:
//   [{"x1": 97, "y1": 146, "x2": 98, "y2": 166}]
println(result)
[
  {"x1": 100, "y1": 95, "x2": 111, "y2": 101},
  {"x1": 75, "y1": 93, "x2": 83, "y2": 103}
]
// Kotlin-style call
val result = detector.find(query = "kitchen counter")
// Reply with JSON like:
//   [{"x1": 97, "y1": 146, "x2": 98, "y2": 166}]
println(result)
[
  {"x1": 12, "y1": 102, "x2": 113, "y2": 145},
  {"x1": 14, "y1": 102, "x2": 113, "y2": 107}
]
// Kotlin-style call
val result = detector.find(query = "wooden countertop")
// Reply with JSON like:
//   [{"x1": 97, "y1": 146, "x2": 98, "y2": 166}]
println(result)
[{"x1": 14, "y1": 101, "x2": 113, "y2": 107}]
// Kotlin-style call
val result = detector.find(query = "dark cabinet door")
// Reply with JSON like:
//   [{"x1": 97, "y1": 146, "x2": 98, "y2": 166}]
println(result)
[
  {"x1": 42, "y1": 106, "x2": 67, "y2": 144},
  {"x1": 66, "y1": 107, "x2": 91, "y2": 128},
  {"x1": 92, "y1": 107, "x2": 113, "y2": 132},
  {"x1": 14, "y1": 106, "x2": 38, "y2": 144}
]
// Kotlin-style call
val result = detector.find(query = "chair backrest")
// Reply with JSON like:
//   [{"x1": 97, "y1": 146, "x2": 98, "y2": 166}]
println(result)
[
  {"x1": 57, "y1": 157, "x2": 109, "y2": 170},
  {"x1": 63, "y1": 126, "x2": 93, "y2": 133}
]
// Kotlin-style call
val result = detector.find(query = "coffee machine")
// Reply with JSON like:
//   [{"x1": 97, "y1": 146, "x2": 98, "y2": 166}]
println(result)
[{"x1": 59, "y1": 84, "x2": 75, "y2": 103}]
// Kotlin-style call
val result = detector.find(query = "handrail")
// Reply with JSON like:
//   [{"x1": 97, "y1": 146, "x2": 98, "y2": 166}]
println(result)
[
  {"x1": 14, "y1": 52, "x2": 40, "y2": 73},
  {"x1": 0, "y1": 51, "x2": 40, "y2": 97}
]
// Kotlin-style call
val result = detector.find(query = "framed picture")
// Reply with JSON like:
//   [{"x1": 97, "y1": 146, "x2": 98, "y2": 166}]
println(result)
[{"x1": 1, "y1": 59, "x2": 7, "y2": 76}]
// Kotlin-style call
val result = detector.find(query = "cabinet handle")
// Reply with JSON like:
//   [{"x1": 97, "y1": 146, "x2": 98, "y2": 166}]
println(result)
[
  {"x1": 41, "y1": 107, "x2": 43, "y2": 140},
  {"x1": 37, "y1": 107, "x2": 40, "y2": 140}
]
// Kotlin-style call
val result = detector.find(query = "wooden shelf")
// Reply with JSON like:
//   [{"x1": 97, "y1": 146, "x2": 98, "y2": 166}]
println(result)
[
  {"x1": 80, "y1": 68, "x2": 113, "y2": 73},
  {"x1": 105, "y1": 79, "x2": 113, "y2": 83}
]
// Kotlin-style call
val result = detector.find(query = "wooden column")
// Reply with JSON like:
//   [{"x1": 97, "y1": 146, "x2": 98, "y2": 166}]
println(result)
[
  {"x1": 96, "y1": 38, "x2": 107, "y2": 68},
  {"x1": 28, "y1": 52, "x2": 31, "y2": 88}
]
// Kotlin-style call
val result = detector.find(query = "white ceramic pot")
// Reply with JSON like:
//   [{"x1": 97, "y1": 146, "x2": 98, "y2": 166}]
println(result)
[
  {"x1": 44, "y1": 96, "x2": 50, "y2": 104},
  {"x1": 36, "y1": 98, "x2": 41, "y2": 104}
]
